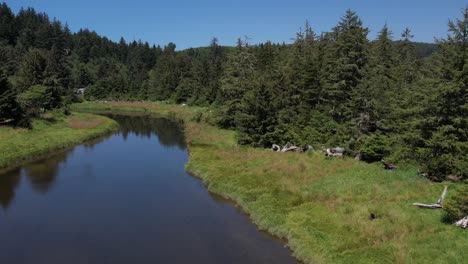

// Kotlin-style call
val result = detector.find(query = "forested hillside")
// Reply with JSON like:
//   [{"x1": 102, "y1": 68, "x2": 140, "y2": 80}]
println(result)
[{"x1": 0, "y1": 3, "x2": 466, "y2": 181}]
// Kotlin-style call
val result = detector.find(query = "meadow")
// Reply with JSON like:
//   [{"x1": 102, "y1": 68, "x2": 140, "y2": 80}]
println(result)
[
  {"x1": 0, "y1": 111, "x2": 118, "y2": 170},
  {"x1": 72, "y1": 101, "x2": 467, "y2": 264}
]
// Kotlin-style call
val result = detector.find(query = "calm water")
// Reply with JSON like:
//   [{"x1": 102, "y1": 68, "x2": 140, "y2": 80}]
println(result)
[{"x1": 0, "y1": 114, "x2": 297, "y2": 264}]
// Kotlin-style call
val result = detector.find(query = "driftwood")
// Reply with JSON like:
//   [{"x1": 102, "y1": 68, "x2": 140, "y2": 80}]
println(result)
[
  {"x1": 413, "y1": 186, "x2": 448, "y2": 209},
  {"x1": 281, "y1": 143, "x2": 300, "y2": 152},
  {"x1": 272, "y1": 143, "x2": 307, "y2": 153},
  {"x1": 324, "y1": 147, "x2": 344, "y2": 157},
  {"x1": 417, "y1": 169, "x2": 429, "y2": 178},
  {"x1": 382, "y1": 160, "x2": 396, "y2": 170},
  {"x1": 354, "y1": 153, "x2": 361, "y2": 161},
  {"x1": 455, "y1": 216, "x2": 468, "y2": 228},
  {"x1": 272, "y1": 144, "x2": 281, "y2": 152}
]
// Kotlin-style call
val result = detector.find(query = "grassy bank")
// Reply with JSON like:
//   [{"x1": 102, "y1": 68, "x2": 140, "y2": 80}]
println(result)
[
  {"x1": 72, "y1": 102, "x2": 467, "y2": 264},
  {"x1": 0, "y1": 111, "x2": 118, "y2": 170}
]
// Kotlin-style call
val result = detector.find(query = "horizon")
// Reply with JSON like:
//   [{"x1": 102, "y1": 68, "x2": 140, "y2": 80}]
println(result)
[{"x1": 5, "y1": 0, "x2": 466, "y2": 49}]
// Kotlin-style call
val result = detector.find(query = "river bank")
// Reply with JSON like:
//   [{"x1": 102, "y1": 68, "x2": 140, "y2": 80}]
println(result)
[
  {"x1": 71, "y1": 101, "x2": 467, "y2": 264},
  {"x1": 0, "y1": 111, "x2": 118, "y2": 171}
]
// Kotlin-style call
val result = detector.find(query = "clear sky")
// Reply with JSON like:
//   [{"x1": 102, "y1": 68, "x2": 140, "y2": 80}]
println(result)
[{"x1": 5, "y1": 0, "x2": 467, "y2": 49}]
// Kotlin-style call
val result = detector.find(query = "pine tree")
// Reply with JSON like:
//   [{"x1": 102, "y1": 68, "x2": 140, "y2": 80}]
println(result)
[
  {"x1": 147, "y1": 43, "x2": 178, "y2": 100},
  {"x1": 16, "y1": 48, "x2": 47, "y2": 92},
  {"x1": 0, "y1": 3, "x2": 17, "y2": 45},
  {"x1": 397, "y1": 28, "x2": 418, "y2": 84},
  {"x1": 216, "y1": 44, "x2": 256, "y2": 128},
  {"x1": 419, "y1": 8, "x2": 468, "y2": 180},
  {"x1": 354, "y1": 23, "x2": 396, "y2": 134},
  {"x1": 236, "y1": 74, "x2": 280, "y2": 146},
  {"x1": 0, "y1": 72, "x2": 24, "y2": 125},
  {"x1": 325, "y1": 9, "x2": 369, "y2": 122}
]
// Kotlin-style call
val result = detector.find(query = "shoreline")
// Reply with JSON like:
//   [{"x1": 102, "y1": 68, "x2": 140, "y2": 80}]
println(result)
[
  {"x1": 70, "y1": 101, "x2": 466, "y2": 264},
  {"x1": 0, "y1": 112, "x2": 119, "y2": 173}
]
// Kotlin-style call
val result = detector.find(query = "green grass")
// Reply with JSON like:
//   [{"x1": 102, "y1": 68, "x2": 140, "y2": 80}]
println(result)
[
  {"x1": 72, "y1": 101, "x2": 467, "y2": 264},
  {"x1": 0, "y1": 111, "x2": 118, "y2": 170}
]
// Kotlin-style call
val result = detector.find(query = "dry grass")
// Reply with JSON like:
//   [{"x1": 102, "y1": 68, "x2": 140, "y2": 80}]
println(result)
[
  {"x1": 106, "y1": 101, "x2": 158, "y2": 110},
  {"x1": 68, "y1": 118, "x2": 105, "y2": 129}
]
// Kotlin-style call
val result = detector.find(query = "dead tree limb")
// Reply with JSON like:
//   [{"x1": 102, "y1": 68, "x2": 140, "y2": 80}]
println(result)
[
  {"x1": 455, "y1": 216, "x2": 468, "y2": 229},
  {"x1": 413, "y1": 186, "x2": 448, "y2": 209},
  {"x1": 437, "y1": 185, "x2": 448, "y2": 205}
]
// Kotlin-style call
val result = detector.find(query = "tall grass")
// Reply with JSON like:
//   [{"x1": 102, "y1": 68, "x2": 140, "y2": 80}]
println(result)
[
  {"x1": 0, "y1": 111, "x2": 118, "y2": 170},
  {"x1": 72, "y1": 101, "x2": 467, "y2": 264}
]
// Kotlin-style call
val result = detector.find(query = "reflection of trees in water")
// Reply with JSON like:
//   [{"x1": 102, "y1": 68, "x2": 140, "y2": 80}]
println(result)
[
  {"x1": 0, "y1": 151, "x2": 70, "y2": 209},
  {"x1": 24, "y1": 151, "x2": 68, "y2": 194},
  {"x1": 106, "y1": 114, "x2": 186, "y2": 149},
  {"x1": 0, "y1": 114, "x2": 185, "y2": 209},
  {"x1": 0, "y1": 168, "x2": 21, "y2": 209},
  {"x1": 82, "y1": 135, "x2": 112, "y2": 151}
]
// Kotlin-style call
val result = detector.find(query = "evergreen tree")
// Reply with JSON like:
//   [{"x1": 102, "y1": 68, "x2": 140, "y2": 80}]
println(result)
[
  {"x1": 0, "y1": 3, "x2": 16, "y2": 45},
  {"x1": 236, "y1": 74, "x2": 280, "y2": 146},
  {"x1": 0, "y1": 1, "x2": 463, "y2": 180},
  {"x1": 354, "y1": 23, "x2": 396, "y2": 135},
  {"x1": 16, "y1": 48, "x2": 47, "y2": 91},
  {"x1": 325, "y1": 9, "x2": 369, "y2": 122},
  {"x1": 216, "y1": 42, "x2": 256, "y2": 128},
  {"x1": 147, "y1": 42, "x2": 178, "y2": 101},
  {"x1": 0, "y1": 71, "x2": 24, "y2": 125},
  {"x1": 419, "y1": 8, "x2": 468, "y2": 180}
]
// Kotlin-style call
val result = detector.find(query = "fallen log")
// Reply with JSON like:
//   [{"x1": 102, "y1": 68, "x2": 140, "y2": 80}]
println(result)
[
  {"x1": 271, "y1": 143, "x2": 300, "y2": 153},
  {"x1": 382, "y1": 160, "x2": 396, "y2": 170},
  {"x1": 272, "y1": 144, "x2": 281, "y2": 152},
  {"x1": 413, "y1": 185, "x2": 447, "y2": 209},
  {"x1": 412, "y1": 203, "x2": 442, "y2": 209},
  {"x1": 455, "y1": 216, "x2": 468, "y2": 229},
  {"x1": 324, "y1": 147, "x2": 344, "y2": 157},
  {"x1": 281, "y1": 146, "x2": 299, "y2": 152}
]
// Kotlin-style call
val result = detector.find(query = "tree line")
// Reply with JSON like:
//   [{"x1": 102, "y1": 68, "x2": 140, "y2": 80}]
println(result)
[{"x1": 0, "y1": 2, "x2": 466, "y2": 181}]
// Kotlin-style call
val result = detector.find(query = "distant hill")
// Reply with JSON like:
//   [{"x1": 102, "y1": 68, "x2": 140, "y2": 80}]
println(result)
[
  {"x1": 410, "y1": 42, "x2": 438, "y2": 57},
  {"x1": 185, "y1": 42, "x2": 438, "y2": 58}
]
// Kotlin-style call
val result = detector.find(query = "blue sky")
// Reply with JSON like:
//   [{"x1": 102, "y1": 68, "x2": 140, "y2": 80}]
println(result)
[{"x1": 6, "y1": 0, "x2": 467, "y2": 49}]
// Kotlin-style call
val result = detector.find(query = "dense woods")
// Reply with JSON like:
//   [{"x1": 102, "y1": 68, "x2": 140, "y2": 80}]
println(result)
[{"x1": 0, "y1": 3, "x2": 466, "y2": 182}]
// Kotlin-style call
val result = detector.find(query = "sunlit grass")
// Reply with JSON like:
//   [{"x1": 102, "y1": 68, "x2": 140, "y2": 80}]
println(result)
[
  {"x1": 0, "y1": 111, "x2": 118, "y2": 170},
  {"x1": 72, "y1": 101, "x2": 468, "y2": 264}
]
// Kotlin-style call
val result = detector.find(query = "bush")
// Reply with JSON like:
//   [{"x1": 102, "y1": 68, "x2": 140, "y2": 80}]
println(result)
[
  {"x1": 17, "y1": 85, "x2": 47, "y2": 117},
  {"x1": 418, "y1": 129, "x2": 468, "y2": 181},
  {"x1": 63, "y1": 107, "x2": 71, "y2": 116},
  {"x1": 15, "y1": 116, "x2": 32, "y2": 129},
  {"x1": 191, "y1": 111, "x2": 203, "y2": 123},
  {"x1": 360, "y1": 133, "x2": 391, "y2": 162},
  {"x1": 444, "y1": 184, "x2": 468, "y2": 222}
]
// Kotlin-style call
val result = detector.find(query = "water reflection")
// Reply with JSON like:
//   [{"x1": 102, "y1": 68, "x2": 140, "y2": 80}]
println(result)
[
  {"x1": 0, "y1": 115, "x2": 186, "y2": 209},
  {"x1": 105, "y1": 114, "x2": 186, "y2": 149},
  {"x1": 0, "y1": 113, "x2": 297, "y2": 264},
  {"x1": 24, "y1": 151, "x2": 68, "y2": 194},
  {"x1": 0, "y1": 136, "x2": 109, "y2": 208},
  {"x1": 0, "y1": 168, "x2": 21, "y2": 209}
]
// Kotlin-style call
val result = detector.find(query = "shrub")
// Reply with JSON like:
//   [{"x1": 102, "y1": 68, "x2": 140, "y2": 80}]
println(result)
[
  {"x1": 360, "y1": 133, "x2": 391, "y2": 162},
  {"x1": 444, "y1": 184, "x2": 468, "y2": 222},
  {"x1": 63, "y1": 107, "x2": 71, "y2": 116},
  {"x1": 191, "y1": 111, "x2": 203, "y2": 123},
  {"x1": 15, "y1": 115, "x2": 32, "y2": 129},
  {"x1": 17, "y1": 85, "x2": 47, "y2": 117}
]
